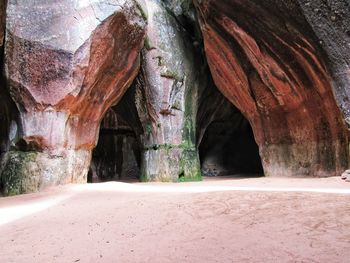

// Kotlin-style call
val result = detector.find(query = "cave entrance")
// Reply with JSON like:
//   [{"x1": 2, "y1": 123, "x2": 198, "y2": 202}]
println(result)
[
  {"x1": 88, "y1": 87, "x2": 143, "y2": 183},
  {"x1": 198, "y1": 88, "x2": 263, "y2": 178}
]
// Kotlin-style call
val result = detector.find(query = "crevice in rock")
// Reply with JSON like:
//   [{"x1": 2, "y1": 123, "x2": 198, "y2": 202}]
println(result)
[
  {"x1": 197, "y1": 78, "x2": 263, "y2": 177},
  {"x1": 88, "y1": 86, "x2": 143, "y2": 183}
]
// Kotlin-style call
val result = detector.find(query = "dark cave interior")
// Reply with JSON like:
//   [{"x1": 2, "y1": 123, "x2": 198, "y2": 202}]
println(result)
[
  {"x1": 88, "y1": 87, "x2": 143, "y2": 183},
  {"x1": 198, "y1": 100, "x2": 264, "y2": 177}
]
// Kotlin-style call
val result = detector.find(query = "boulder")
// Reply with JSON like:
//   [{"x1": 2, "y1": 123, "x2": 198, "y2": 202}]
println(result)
[{"x1": 341, "y1": 169, "x2": 350, "y2": 181}]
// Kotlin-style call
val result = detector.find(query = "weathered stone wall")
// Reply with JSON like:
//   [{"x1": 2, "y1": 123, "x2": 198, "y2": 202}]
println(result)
[
  {"x1": 135, "y1": 0, "x2": 201, "y2": 182},
  {"x1": 0, "y1": 0, "x2": 6, "y2": 47},
  {"x1": 0, "y1": 0, "x2": 20, "y2": 194},
  {"x1": 0, "y1": 0, "x2": 350, "y2": 195},
  {"x1": 297, "y1": 0, "x2": 350, "y2": 126},
  {"x1": 194, "y1": 0, "x2": 349, "y2": 177},
  {"x1": 0, "y1": 0, "x2": 8, "y2": 156},
  {"x1": 1, "y1": 0, "x2": 146, "y2": 195}
]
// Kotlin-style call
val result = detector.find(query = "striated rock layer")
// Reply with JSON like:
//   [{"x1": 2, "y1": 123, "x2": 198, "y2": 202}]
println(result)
[
  {"x1": 297, "y1": 0, "x2": 350, "y2": 127},
  {"x1": 194, "y1": 0, "x2": 349, "y2": 177},
  {"x1": 1, "y1": 0, "x2": 146, "y2": 195},
  {"x1": 135, "y1": 0, "x2": 201, "y2": 182}
]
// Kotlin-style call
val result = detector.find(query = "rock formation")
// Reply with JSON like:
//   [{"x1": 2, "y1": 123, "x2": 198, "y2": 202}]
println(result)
[
  {"x1": 194, "y1": 0, "x2": 349, "y2": 177},
  {"x1": 0, "y1": 0, "x2": 6, "y2": 153},
  {"x1": 1, "y1": 0, "x2": 350, "y2": 195},
  {"x1": 0, "y1": 0, "x2": 17, "y2": 166},
  {"x1": 341, "y1": 169, "x2": 350, "y2": 182},
  {"x1": 297, "y1": 0, "x2": 350, "y2": 127},
  {"x1": 134, "y1": 0, "x2": 201, "y2": 182},
  {"x1": 1, "y1": 0, "x2": 146, "y2": 195}
]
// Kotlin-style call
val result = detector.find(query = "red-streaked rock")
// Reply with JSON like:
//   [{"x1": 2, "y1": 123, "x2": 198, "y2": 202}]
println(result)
[
  {"x1": 1, "y1": 0, "x2": 146, "y2": 195},
  {"x1": 194, "y1": 0, "x2": 349, "y2": 177}
]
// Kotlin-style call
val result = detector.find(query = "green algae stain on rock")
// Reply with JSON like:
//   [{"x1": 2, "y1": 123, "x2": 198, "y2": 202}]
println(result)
[{"x1": 0, "y1": 151, "x2": 39, "y2": 196}]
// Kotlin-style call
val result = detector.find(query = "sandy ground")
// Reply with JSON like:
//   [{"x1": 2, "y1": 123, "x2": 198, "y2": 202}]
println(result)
[{"x1": 0, "y1": 176, "x2": 350, "y2": 263}]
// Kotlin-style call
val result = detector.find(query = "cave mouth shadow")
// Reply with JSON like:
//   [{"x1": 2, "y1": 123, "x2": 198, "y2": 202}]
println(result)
[
  {"x1": 87, "y1": 87, "x2": 143, "y2": 184},
  {"x1": 198, "y1": 101, "x2": 264, "y2": 179},
  {"x1": 87, "y1": 126, "x2": 142, "y2": 184}
]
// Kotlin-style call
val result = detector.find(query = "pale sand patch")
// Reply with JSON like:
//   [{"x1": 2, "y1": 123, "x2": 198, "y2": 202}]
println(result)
[{"x1": 0, "y1": 177, "x2": 349, "y2": 263}]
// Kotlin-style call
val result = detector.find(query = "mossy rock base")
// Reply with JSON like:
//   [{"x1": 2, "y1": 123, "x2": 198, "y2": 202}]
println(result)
[
  {"x1": 0, "y1": 151, "x2": 40, "y2": 196},
  {"x1": 141, "y1": 147, "x2": 202, "y2": 182},
  {"x1": 0, "y1": 150, "x2": 92, "y2": 196}
]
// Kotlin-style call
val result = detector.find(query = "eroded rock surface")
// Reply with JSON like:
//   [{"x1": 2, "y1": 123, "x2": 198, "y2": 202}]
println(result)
[
  {"x1": 0, "y1": 0, "x2": 7, "y2": 157},
  {"x1": 0, "y1": 0, "x2": 18, "y2": 185},
  {"x1": 135, "y1": 0, "x2": 201, "y2": 182},
  {"x1": 0, "y1": 0, "x2": 6, "y2": 46},
  {"x1": 298, "y1": 0, "x2": 350, "y2": 126},
  {"x1": 1, "y1": 0, "x2": 350, "y2": 195},
  {"x1": 1, "y1": 0, "x2": 146, "y2": 195},
  {"x1": 341, "y1": 169, "x2": 350, "y2": 182},
  {"x1": 194, "y1": 0, "x2": 349, "y2": 177}
]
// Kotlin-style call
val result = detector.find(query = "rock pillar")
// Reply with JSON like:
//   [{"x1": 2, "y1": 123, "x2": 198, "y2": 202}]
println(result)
[
  {"x1": 1, "y1": 0, "x2": 146, "y2": 195},
  {"x1": 136, "y1": 0, "x2": 201, "y2": 182}
]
